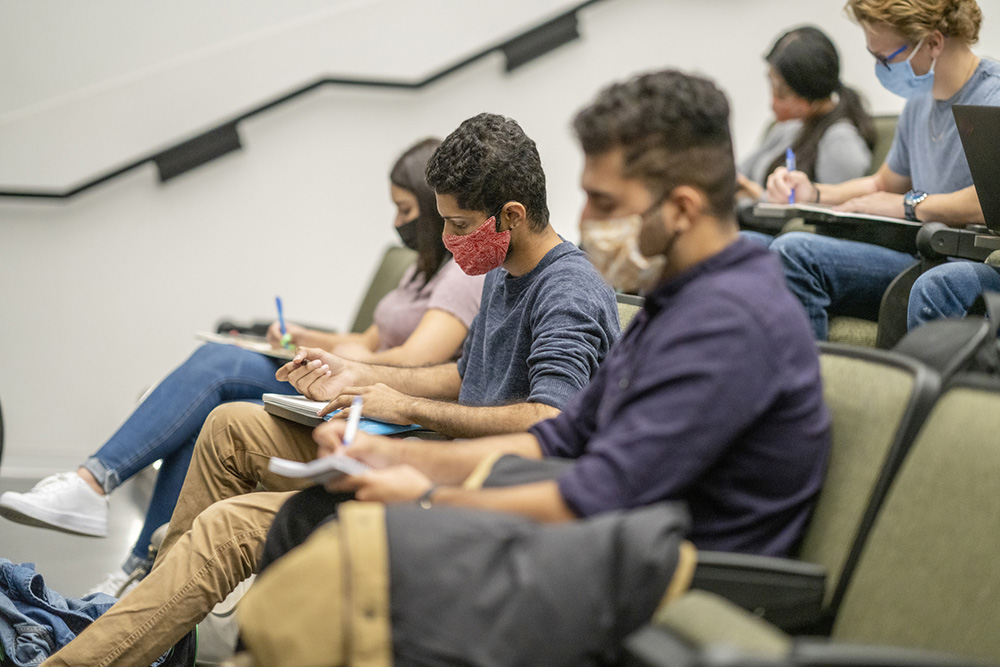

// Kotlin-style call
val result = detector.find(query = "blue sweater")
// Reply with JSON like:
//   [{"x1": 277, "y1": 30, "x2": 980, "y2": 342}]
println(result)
[
  {"x1": 457, "y1": 240, "x2": 619, "y2": 409},
  {"x1": 531, "y1": 237, "x2": 831, "y2": 557}
]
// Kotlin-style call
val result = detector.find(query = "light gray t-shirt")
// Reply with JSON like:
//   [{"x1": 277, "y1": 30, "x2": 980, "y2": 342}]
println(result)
[
  {"x1": 372, "y1": 258, "x2": 485, "y2": 353},
  {"x1": 739, "y1": 118, "x2": 872, "y2": 186},
  {"x1": 886, "y1": 57, "x2": 1000, "y2": 194}
]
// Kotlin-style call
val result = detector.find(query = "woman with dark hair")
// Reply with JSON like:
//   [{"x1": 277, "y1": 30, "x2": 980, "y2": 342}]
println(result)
[
  {"x1": 0, "y1": 137, "x2": 485, "y2": 595},
  {"x1": 738, "y1": 26, "x2": 876, "y2": 201}
]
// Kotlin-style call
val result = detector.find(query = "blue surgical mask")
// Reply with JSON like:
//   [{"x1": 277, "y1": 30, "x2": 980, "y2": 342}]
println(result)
[{"x1": 875, "y1": 37, "x2": 936, "y2": 99}]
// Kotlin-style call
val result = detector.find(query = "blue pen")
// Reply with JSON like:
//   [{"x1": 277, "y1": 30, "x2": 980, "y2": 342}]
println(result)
[
  {"x1": 785, "y1": 147, "x2": 796, "y2": 204},
  {"x1": 275, "y1": 296, "x2": 292, "y2": 349}
]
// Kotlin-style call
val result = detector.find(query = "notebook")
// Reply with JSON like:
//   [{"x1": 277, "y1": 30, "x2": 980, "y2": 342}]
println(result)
[
  {"x1": 195, "y1": 331, "x2": 295, "y2": 360},
  {"x1": 267, "y1": 454, "x2": 370, "y2": 484},
  {"x1": 953, "y1": 104, "x2": 1000, "y2": 235},
  {"x1": 262, "y1": 393, "x2": 423, "y2": 435},
  {"x1": 752, "y1": 202, "x2": 922, "y2": 254}
]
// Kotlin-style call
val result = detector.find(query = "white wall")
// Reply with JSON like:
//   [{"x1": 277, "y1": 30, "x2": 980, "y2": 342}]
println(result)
[{"x1": 1, "y1": 0, "x2": 998, "y2": 474}]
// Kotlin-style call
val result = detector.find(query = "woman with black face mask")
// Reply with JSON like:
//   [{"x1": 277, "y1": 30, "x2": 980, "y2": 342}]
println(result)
[{"x1": 0, "y1": 137, "x2": 485, "y2": 598}]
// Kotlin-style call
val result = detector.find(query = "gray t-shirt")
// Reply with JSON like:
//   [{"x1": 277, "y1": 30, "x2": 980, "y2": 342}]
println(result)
[
  {"x1": 887, "y1": 57, "x2": 1000, "y2": 193},
  {"x1": 739, "y1": 118, "x2": 872, "y2": 185},
  {"x1": 456, "y1": 240, "x2": 620, "y2": 409}
]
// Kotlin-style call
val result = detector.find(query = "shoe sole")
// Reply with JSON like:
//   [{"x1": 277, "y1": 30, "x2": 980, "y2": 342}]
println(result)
[{"x1": 0, "y1": 497, "x2": 107, "y2": 538}]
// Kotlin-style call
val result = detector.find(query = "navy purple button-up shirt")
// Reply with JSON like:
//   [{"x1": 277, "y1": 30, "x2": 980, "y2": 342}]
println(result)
[{"x1": 530, "y1": 237, "x2": 830, "y2": 557}]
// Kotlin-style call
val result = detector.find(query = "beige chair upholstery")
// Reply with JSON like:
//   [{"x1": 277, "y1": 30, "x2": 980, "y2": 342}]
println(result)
[
  {"x1": 827, "y1": 317, "x2": 877, "y2": 348},
  {"x1": 867, "y1": 114, "x2": 899, "y2": 176},
  {"x1": 629, "y1": 375, "x2": 1000, "y2": 666},
  {"x1": 691, "y1": 343, "x2": 940, "y2": 631},
  {"x1": 831, "y1": 375, "x2": 1000, "y2": 660},
  {"x1": 349, "y1": 246, "x2": 418, "y2": 333},
  {"x1": 616, "y1": 293, "x2": 644, "y2": 332}
]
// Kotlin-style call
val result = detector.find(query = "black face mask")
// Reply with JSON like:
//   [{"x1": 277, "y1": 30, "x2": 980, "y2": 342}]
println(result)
[{"x1": 395, "y1": 216, "x2": 420, "y2": 251}]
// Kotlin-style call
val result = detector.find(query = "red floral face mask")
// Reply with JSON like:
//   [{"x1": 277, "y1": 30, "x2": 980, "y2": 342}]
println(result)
[{"x1": 443, "y1": 209, "x2": 511, "y2": 276}]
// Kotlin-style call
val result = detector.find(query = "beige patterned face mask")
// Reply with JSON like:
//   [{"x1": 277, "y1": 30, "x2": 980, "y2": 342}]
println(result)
[{"x1": 579, "y1": 214, "x2": 667, "y2": 295}]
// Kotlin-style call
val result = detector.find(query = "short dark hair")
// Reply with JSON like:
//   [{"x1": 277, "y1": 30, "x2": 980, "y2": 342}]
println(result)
[
  {"x1": 425, "y1": 113, "x2": 550, "y2": 232},
  {"x1": 390, "y1": 137, "x2": 446, "y2": 282},
  {"x1": 573, "y1": 70, "x2": 736, "y2": 219}
]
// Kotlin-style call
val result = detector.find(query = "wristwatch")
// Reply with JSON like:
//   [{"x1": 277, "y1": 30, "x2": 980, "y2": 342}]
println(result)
[
  {"x1": 417, "y1": 484, "x2": 439, "y2": 509},
  {"x1": 903, "y1": 190, "x2": 928, "y2": 222}
]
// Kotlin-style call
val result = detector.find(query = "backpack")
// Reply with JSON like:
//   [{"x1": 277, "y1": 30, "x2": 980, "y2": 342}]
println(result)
[{"x1": 893, "y1": 291, "x2": 1000, "y2": 379}]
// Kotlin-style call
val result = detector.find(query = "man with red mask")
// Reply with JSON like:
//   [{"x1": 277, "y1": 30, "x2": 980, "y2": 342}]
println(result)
[
  {"x1": 40, "y1": 113, "x2": 620, "y2": 667},
  {"x1": 280, "y1": 112, "x2": 621, "y2": 438}
]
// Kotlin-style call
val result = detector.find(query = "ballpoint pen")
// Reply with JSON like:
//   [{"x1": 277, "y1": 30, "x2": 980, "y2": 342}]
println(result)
[
  {"x1": 785, "y1": 147, "x2": 796, "y2": 204},
  {"x1": 343, "y1": 395, "x2": 364, "y2": 446},
  {"x1": 275, "y1": 296, "x2": 292, "y2": 349}
]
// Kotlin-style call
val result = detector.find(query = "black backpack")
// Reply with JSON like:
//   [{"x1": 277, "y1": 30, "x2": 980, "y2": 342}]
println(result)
[{"x1": 893, "y1": 291, "x2": 1000, "y2": 379}]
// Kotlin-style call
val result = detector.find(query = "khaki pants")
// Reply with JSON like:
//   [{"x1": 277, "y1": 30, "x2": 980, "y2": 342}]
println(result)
[{"x1": 43, "y1": 402, "x2": 320, "y2": 667}]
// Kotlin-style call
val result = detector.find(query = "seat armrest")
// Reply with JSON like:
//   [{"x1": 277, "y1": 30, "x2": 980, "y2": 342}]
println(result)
[
  {"x1": 619, "y1": 625, "x2": 701, "y2": 667},
  {"x1": 691, "y1": 551, "x2": 827, "y2": 632},
  {"x1": 793, "y1": 639, "x2": 994, "y2": 667}
]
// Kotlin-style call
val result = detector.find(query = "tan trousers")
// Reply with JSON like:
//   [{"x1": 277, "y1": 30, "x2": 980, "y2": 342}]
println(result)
[{"x1": 43, "y1": 402, "x2": 320, "y2": 667}]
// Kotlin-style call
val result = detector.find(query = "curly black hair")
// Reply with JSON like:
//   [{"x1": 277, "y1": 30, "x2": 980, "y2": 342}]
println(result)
[
  {"x1": 573, "y1": 70, "x2": 737, "y2": 219},
  {"x1": 425, "y1": 113, "x2": 550, "y2": 232}
]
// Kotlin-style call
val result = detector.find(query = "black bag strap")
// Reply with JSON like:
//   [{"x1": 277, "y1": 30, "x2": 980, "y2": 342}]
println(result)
[{"x1": 965, "y1": 291, "x2": 1000, "y2": 373}]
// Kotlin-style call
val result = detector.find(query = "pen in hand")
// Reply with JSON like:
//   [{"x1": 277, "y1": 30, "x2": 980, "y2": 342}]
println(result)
[
  {"x1": 785, "y1": 147, "x2": 796, "y2": 204},
  {"x1": 275, "y1": 296, "x2": 293, "y2": 349},
  {"x1": 342, "y1": 395, "x2": 364, "y2": 447}
]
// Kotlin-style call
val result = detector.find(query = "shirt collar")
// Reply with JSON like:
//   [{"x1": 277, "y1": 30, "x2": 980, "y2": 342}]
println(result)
[{"x1": 642, "y1": 236, "x2": 763, "y2": 315}]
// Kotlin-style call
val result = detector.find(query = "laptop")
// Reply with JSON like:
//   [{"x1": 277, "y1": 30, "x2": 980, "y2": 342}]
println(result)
[{"x1": 953, "y1": 104, "x2": 1000, "y2": 235}]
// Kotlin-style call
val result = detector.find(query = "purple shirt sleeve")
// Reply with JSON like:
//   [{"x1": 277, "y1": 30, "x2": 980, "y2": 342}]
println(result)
[{"x1": 551, "y1": 297, "x2": 783, "y2": 518}]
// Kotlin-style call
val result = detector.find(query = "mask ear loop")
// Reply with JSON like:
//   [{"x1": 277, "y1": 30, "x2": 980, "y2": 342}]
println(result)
[{"x1": 491, "y1": 201, "x2": 512, "y2": 233}]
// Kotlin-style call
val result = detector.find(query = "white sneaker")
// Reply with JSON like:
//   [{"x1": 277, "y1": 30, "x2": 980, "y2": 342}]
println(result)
[
  {"x1": 86, "y1": 567, "x2": 141, "y2": 599},
  {"x1": 0, "y1": 471, "x2": 109, "y2": 537}
]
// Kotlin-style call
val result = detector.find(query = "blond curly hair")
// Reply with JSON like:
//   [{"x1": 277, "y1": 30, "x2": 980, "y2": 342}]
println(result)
[{"x1": 845, "y1": 0, "x2": 982, "y2": 44}]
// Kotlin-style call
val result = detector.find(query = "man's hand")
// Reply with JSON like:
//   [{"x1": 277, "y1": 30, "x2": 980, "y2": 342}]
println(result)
[
  {"x1": 266, "y1": 321, "x2": 308, "y2": 349},
  {"x1": 312, "y1": 421, "x2": 428, "y2": 499},
  {"x1": 833, "y1": 191, "x2": 906, "y2": 219},
  {"x1": 338, "y1": 465, "x2": 435, "y2": 503},
  {"x1": 319, "y1": 383, "x2": 414, "y2": 425},
  {"x1": 313, "y1": 420, "x2": 398, "y2": 467},
  {"x1": 275, "y1": 347, "x2": 358, "y2": 401},
  {"x1": 766, "y1": 167, "x2": 817, "y2": 205}
]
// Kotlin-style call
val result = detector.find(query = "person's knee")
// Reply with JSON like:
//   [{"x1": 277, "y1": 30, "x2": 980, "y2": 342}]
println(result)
[
  {"x1": 908, "y1": 264, "x2": 983, "y2": 328},
  {"x1": 191, "y1": 342, "x2": 248, "y2": 369},
  {"x1": 202, "y1": 402, "x2": 264, "y2": 443},
  {"x1": 770, "y1": 232, "x2": 815, "y2": 266}
]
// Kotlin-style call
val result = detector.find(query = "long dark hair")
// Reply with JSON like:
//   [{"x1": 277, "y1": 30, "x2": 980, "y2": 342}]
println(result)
[
  {"x1": 764, "y1": 26, "x2": 877, "y2": 181},
  {"x1": 390, "y1": 138, "x2": 447, "y2": 284}
]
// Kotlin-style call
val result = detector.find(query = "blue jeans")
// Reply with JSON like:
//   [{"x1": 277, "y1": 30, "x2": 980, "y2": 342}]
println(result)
[
  {"x1": 0, "y1": 558, "x2": 115, "y2": 666},
  {"x1": 739, "y1": 230, "x2": 776, "y2": 248},
  {"x1": 770, "y1": 233, "x2": 917, "y2": 340},
  {"x1": 80, "y1": 343, "x2": 292, "y2": 565},
  {"x1": 908, "y1": 260, "x2": 1000, "y2": 330}
]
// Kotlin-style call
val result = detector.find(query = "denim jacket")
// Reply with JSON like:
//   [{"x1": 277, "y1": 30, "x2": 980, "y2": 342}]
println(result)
[{"x1": 0, "y1": 559, "x2": 115, "y2": 667}]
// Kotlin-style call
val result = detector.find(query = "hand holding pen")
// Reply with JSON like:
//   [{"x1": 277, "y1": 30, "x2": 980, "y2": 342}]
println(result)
[{"x1": 785, "y1": 147, "x2": 797, "y2": 204}]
